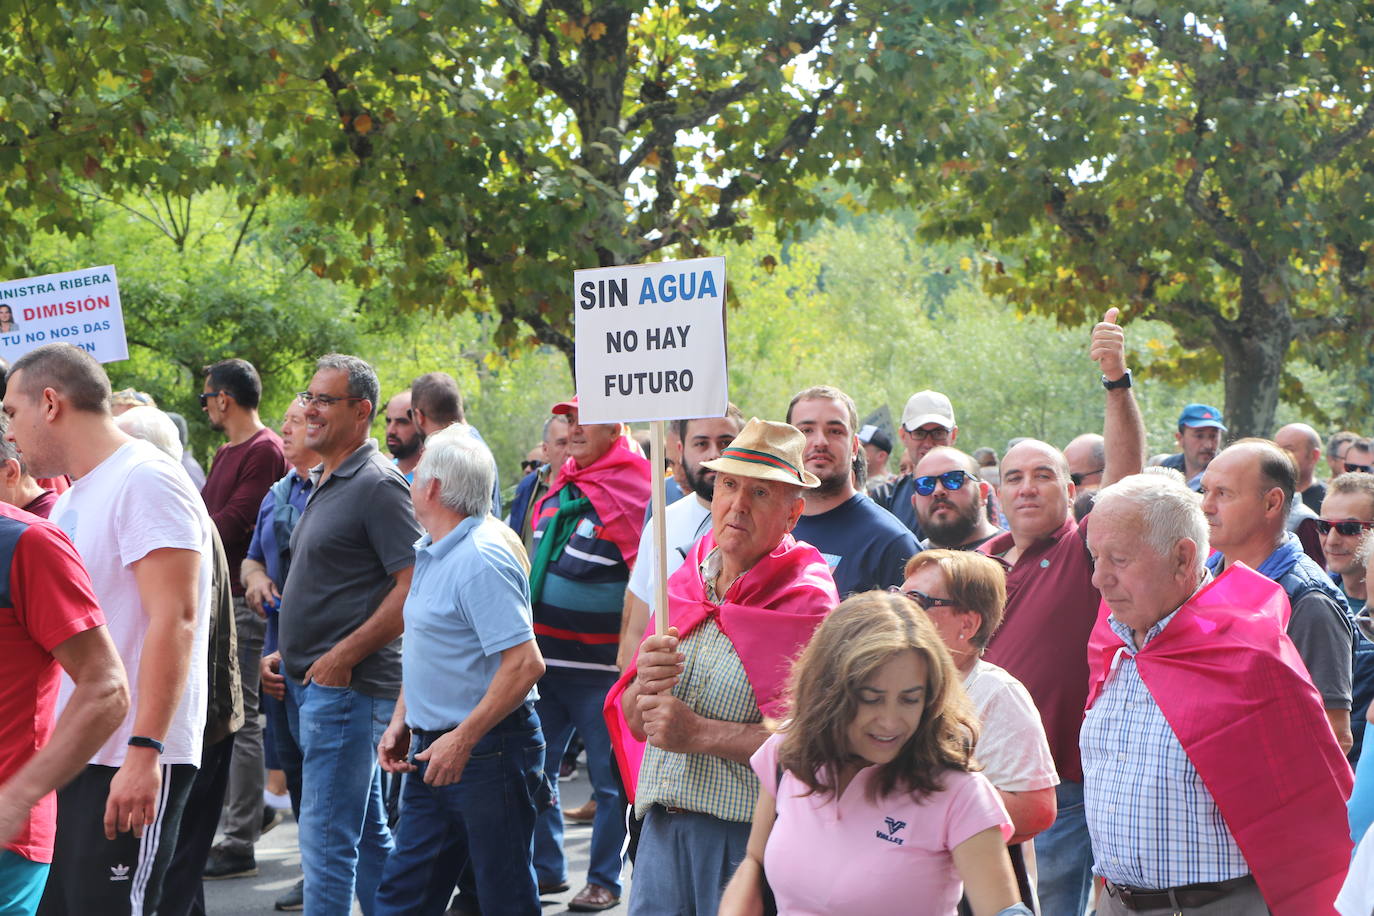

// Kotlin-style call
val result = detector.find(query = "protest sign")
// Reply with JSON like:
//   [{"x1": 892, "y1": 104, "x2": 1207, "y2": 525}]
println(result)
[
  {"x1": 0, "y1": 265, "x2": 128, "y2": 364},
  {"x1": 573, "y1": 257, "x2": 729, "y2": 634},
  {"x1": 572, "y1": 257, "x2": 728, "y2": 425}
]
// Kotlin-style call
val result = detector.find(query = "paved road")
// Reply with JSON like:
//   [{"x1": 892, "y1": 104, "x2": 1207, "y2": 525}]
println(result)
[{"x1": 203, "y1": 764, "x2": 625, "y2": 914}]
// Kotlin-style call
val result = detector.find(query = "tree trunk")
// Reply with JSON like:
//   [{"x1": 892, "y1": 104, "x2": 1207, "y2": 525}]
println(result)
[{"x1": 1212, "y1": 321, "x2": 1288, "y2": 440}]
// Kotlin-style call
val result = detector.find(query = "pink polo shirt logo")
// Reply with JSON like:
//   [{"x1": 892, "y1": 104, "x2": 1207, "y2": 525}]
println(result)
[{"x1": 877, "y1": 817, "x2": 908, "y2": 845}]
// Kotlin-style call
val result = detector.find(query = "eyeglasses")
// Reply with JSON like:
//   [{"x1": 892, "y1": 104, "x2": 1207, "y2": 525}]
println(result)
[
  {"x1": 197, "y1": 390, "x2": 225, "y2": 407},
  {"x1": 1346, "y1": 462, "x2": 1373, "y2": 474},
  {"x1": 1070, "y1": 468, "x2": 1104, "y2": 487},
  {"x1": 297, "y1": 391, "x2": 364, "y2": 408},
  {"x1": 1316, "y1": 519, "x2": 1374, "y2": 536},
  {"x1": 908, "y1": 426, "x2": 951, "y2": 443},
  {"x1": 913, "y1": 469, "x2": 969, "y2": 496},
  {"x1": 889, "y1": 585, "x2": 959, "y2": 610}
]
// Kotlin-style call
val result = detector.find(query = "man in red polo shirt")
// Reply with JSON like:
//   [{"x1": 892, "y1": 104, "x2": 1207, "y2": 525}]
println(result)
[{"x1": 978, "y1": 307, "x2": 1146, "y2": 916}]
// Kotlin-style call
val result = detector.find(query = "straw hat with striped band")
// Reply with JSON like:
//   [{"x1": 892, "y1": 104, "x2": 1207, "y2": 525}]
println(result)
[{"x1": 700, "y1": 417, "x2": 821, "y2": 489}]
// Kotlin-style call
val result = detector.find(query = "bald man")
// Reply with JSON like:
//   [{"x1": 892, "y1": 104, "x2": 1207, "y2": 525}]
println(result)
[{"x1": 1276, "y1": 422, "x2": 1326, "y2": 513}]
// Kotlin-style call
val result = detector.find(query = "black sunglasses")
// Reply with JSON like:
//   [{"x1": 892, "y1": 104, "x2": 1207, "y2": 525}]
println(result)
[
  {"x1": 1070, "y1": 467, "x2": 1104, "y2": 487},
  {"x1": 888, "y1": 585, "x2": 958, "y2": 610},
  {"x1": 1316, "y1": 519, "x2": 1374, "y2": 536},
  {"x1": 914, "y1": 469, "x2": 970, "y2": 496},
  {"x1": 520, "y1": 459, "x2": 540, "y2": 472},
  {"x1": 1346, "y1": 463, "x2": 1373, "y2": 474},
  {"x1": 198, "y1": 390, "x2": 225, "y2": 407}
]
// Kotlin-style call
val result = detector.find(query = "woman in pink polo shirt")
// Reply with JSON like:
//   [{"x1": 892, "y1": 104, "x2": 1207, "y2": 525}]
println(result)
[{"x1": 719, "y1": 591, "x2": 1031, "y2": 916}]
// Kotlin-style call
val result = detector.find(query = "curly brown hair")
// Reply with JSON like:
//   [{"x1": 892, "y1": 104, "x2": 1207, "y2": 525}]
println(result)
[{"x1": 777, "y1": 590, "x2": 978, "y2": 802}]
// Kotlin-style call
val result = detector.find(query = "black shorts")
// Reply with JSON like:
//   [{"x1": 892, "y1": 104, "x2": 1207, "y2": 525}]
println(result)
[{"x1": 38, "y1": 762, "x2": 197, "y2": 916}]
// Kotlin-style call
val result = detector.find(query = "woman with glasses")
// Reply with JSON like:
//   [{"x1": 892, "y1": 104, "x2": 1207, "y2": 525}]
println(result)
[
  {"x1": 897, "y1": 551, "x2": 1059, "y2": 913},
  {"x1": 719, "y1": 591, "x2": 1031, "y2": 916}
]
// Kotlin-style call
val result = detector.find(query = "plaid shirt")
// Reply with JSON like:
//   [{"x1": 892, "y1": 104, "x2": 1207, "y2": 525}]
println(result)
[
  {"x1": 635, "y1": 550, "x2": 762, "y2": 822},
  {"x1": 1081, "y1": 610, "x2": 1251, "y2": 889}
]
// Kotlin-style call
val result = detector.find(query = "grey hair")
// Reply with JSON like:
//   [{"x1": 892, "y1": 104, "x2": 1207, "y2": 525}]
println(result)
[
  {"x1": 413, "y1": 424, "x2": 495, "y2": 518},
  {"x1": 542, "y1": 413, "x2": 569, "y2": 439},
  {"x1": 0, "y1": 414, "x2": 21, "y2": 469},
  {"x1": 316, "y1": 353, "x2": 380, "y2": 422},
  {"x1": 116, "y1": 406, "x2": 184, "y2": 462},
  {"x1": 1095, "y1": 472, "x2": 1209, "y2": 574}
]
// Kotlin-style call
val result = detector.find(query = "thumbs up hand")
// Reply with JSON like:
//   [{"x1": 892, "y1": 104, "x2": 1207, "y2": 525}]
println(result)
[{"x1": 1091, "y1": 307, "x2": 1128, "y2": 382}]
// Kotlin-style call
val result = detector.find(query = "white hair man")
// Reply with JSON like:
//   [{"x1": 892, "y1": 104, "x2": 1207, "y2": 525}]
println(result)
[
  {"x1": 1083, "y1": 473, "x2": 1353, "y2": 914},
  {"x1": 373, "y1": 425, "x2": 546, "y2": 914}
]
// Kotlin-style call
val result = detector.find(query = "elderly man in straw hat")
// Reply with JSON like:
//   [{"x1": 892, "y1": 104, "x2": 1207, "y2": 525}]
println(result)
[{"x1": 605, "y1": 417, "x2": 840, "y2": 916}]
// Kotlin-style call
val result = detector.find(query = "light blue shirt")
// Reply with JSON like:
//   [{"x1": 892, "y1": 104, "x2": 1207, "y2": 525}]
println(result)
[
  {"x1": 1081, "y1": 609, "x2": 1250, "y2": 889},
  {"x1": 401, "y1": 515, "x2": 537, "y2": 731}
]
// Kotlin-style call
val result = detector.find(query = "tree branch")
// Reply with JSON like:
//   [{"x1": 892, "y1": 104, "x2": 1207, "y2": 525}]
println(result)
[{"x1": 1278, "y1": 97, "x2": 1374, "y2": 201}]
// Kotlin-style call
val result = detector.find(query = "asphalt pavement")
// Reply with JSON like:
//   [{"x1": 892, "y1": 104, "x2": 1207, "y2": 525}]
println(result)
[{"x1": 202, "y1": 762, "x2": 623, "y2": 914}]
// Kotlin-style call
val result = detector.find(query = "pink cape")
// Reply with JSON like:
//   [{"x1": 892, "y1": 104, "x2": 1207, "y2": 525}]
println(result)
[
  {"x1": 603, "y1": 532, "x2": 838, "y2": 802},
  {"x1": 533, "y1": 435, "x2": 651, "y2": 567},
  {"x1": 1086, "y1": 563, "x2": 1353, "y2": 915}
]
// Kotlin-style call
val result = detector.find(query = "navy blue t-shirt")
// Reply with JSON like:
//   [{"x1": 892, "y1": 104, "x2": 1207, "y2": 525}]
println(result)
[{"x1": 792, "y1": 493, "x2": 920, "y2": 598}]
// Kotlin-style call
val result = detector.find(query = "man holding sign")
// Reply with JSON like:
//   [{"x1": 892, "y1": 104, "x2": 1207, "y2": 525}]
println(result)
[
  {"x1": 529, "y1": 397, "x2": 650, "y2": 912},
  {"x1": 608, "y1": 418, "x2": 838, "y2": 916}
]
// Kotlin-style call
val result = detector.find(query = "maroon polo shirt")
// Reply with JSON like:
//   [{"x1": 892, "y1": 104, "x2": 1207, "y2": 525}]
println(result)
[
  {"x1": 979, "y1": 513, "x2": 1099, "y2": 784},
  {"x1": 201, "y1": 427, "x2": 287, "y2": 597}
]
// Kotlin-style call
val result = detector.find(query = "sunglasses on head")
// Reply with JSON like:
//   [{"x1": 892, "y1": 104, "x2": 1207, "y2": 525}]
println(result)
[
  {"x1": 888, "y1": 585, "x2": 958, "y2": 610},
  {"x1": 1346, "y1": 463, "x2": 1373, "y2": 474},
  {"x1": 914, "y1": 469, "x2": 970, "y2": 496},
  {"x1": 1316, "y1": 519, "x2": 1374, "y2": 536}
]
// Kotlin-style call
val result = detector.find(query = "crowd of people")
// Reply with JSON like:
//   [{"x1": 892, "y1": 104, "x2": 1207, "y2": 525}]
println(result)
[{"x1": 0, "y1": 308, "x2": 1370, "y2": 916}]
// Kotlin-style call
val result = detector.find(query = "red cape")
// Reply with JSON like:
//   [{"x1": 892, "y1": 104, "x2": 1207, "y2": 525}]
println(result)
[
  {"x1": 1086, "y1": 564, "x2": 1353, "y2": 915},
  {"x1": 533, "y1": 435, "x2": 651, "y2": 567},
  {"x1": 603, "y1": 532, "x2": 838, "y2": 801}
]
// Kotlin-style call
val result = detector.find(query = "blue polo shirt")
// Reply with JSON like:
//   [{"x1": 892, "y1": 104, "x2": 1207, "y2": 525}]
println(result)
[
  {"x1": 245, "y1": 471, "x2": 313, "y2": 597},
  {"x1": 402, "y1": 516, "x2": 537, "y2": 731}
]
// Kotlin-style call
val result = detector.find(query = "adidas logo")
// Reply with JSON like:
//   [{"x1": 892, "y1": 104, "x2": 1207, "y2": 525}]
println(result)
[{"x1": 110, "y1": 863, "x2": 130, "y2": 881}]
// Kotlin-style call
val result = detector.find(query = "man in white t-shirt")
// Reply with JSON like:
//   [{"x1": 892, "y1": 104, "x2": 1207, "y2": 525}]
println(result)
[
  {"x1": 615, "y1": 405, "x2": 745, "y2": 672},
  {"x1": 5, "y1": 344, "x2": 213, "y2": 916}
]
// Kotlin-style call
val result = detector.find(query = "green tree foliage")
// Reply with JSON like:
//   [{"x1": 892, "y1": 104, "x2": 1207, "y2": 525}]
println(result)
[
  {"x1": 0, "y1": 0, "x2": 978, "y2": 369},
  {"x1": 904, "y1": 0, "x2": 1374, "y2": 437}
]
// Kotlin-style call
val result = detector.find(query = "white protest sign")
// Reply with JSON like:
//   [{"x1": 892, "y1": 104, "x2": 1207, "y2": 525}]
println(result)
[
  {"x1": 0, "y1": 265, "x2": 128, "y2": 364},
  {"x1": 573, "y1": 257, "x2": 728, "y2": 424}
]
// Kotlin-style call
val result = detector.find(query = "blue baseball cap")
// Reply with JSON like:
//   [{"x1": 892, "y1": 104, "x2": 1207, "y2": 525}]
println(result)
[{"x1": 1178, "y1": 403, "x2": 1226, "y2": 431}]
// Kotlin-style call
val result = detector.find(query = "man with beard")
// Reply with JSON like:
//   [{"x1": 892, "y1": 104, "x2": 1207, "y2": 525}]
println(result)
[
  {"x1": 383, "y1": 391, "x2": 423, "y2": 483},
  {"x1": 616, "y1": 406, "x2": 745, "y2": 671},
  {"x1": 787, "y1": 386, "x2": 918, "y2": 596},
  {"x1": 871, "y1": 389, "x2": 959, "y2": 539},
  {"x1": 912, "y1": 447, "x2": 1003, "y2": 550}
]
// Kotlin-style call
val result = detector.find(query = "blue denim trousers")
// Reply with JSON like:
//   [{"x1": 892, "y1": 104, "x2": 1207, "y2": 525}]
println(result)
[
  {"x1": 532, "y1": 667, "x2": 625, "y2": 895},
  {"x1": 285, "y1": 679, "x2": 395, "y2": 916},
  {"x1": 1034, "y1": 780, "x2": 1094, "y2": 916},
  {"x1": 374, "y1": 704, "x2": 546, "y2": 916}
]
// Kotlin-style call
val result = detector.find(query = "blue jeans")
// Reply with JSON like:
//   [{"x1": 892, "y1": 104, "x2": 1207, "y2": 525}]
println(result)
[
  {"x1": 532, "y1": 668, "x2": 625, "y2": 895},
  {"x1": 285, "y1": 679, "x2": 395, "y2": 916},
  {"x1": 374, "y1": 705, "x2": 546, "y2": 916},
  {"x1": 627, "y1": 807, "x2": 751, "y2": 916},
  {"x1": 1034, "y1": 780, "x2": 1093, "y2": 916},
  {"x1": 262, "y1": 617, "x2": 302, "y2": 819}
]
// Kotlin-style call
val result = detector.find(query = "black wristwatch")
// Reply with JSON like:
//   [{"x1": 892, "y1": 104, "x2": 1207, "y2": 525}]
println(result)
[
  {"x1": 128, "y1": 735, "x2": 165, "y2": 754},
  {"x1": 1101, "y1": 369, "x2": 1133, "y2": 390}
]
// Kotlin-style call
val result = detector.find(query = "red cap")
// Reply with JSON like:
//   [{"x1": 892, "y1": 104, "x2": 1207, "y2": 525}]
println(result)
[{"x1": 551, "y1": 395, "x2": 578, "y2": 416}]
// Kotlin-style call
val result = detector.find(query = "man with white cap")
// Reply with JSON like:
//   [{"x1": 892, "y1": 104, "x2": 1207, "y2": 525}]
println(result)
[
  {"x1": 606, "y1": 418, "x2": 839, "y2": 916},
  {"x1": 871, "y1": 389, "x2": 959, "y2": 539}
]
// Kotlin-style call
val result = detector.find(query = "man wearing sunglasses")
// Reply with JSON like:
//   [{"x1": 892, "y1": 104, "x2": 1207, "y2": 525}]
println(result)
[
  {"x1": 975, "y1": 307, "x2": 1146, "y2": 916},
  {"x1": 871, "y1": 389, "x2": 959, "y2": 540},
  {"x1": 1319, "y1": 473, "x2": 1374, "y2": 762},
  {"x1": 1346, "y1": 438, "x2": 1374, "y2": 476},
  {"x1": 787, "y1": 386, "x2": 918, "y2": 596},
  {"x1": 910, "y1": 447, "x2": 1002, "y2": 551}
]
